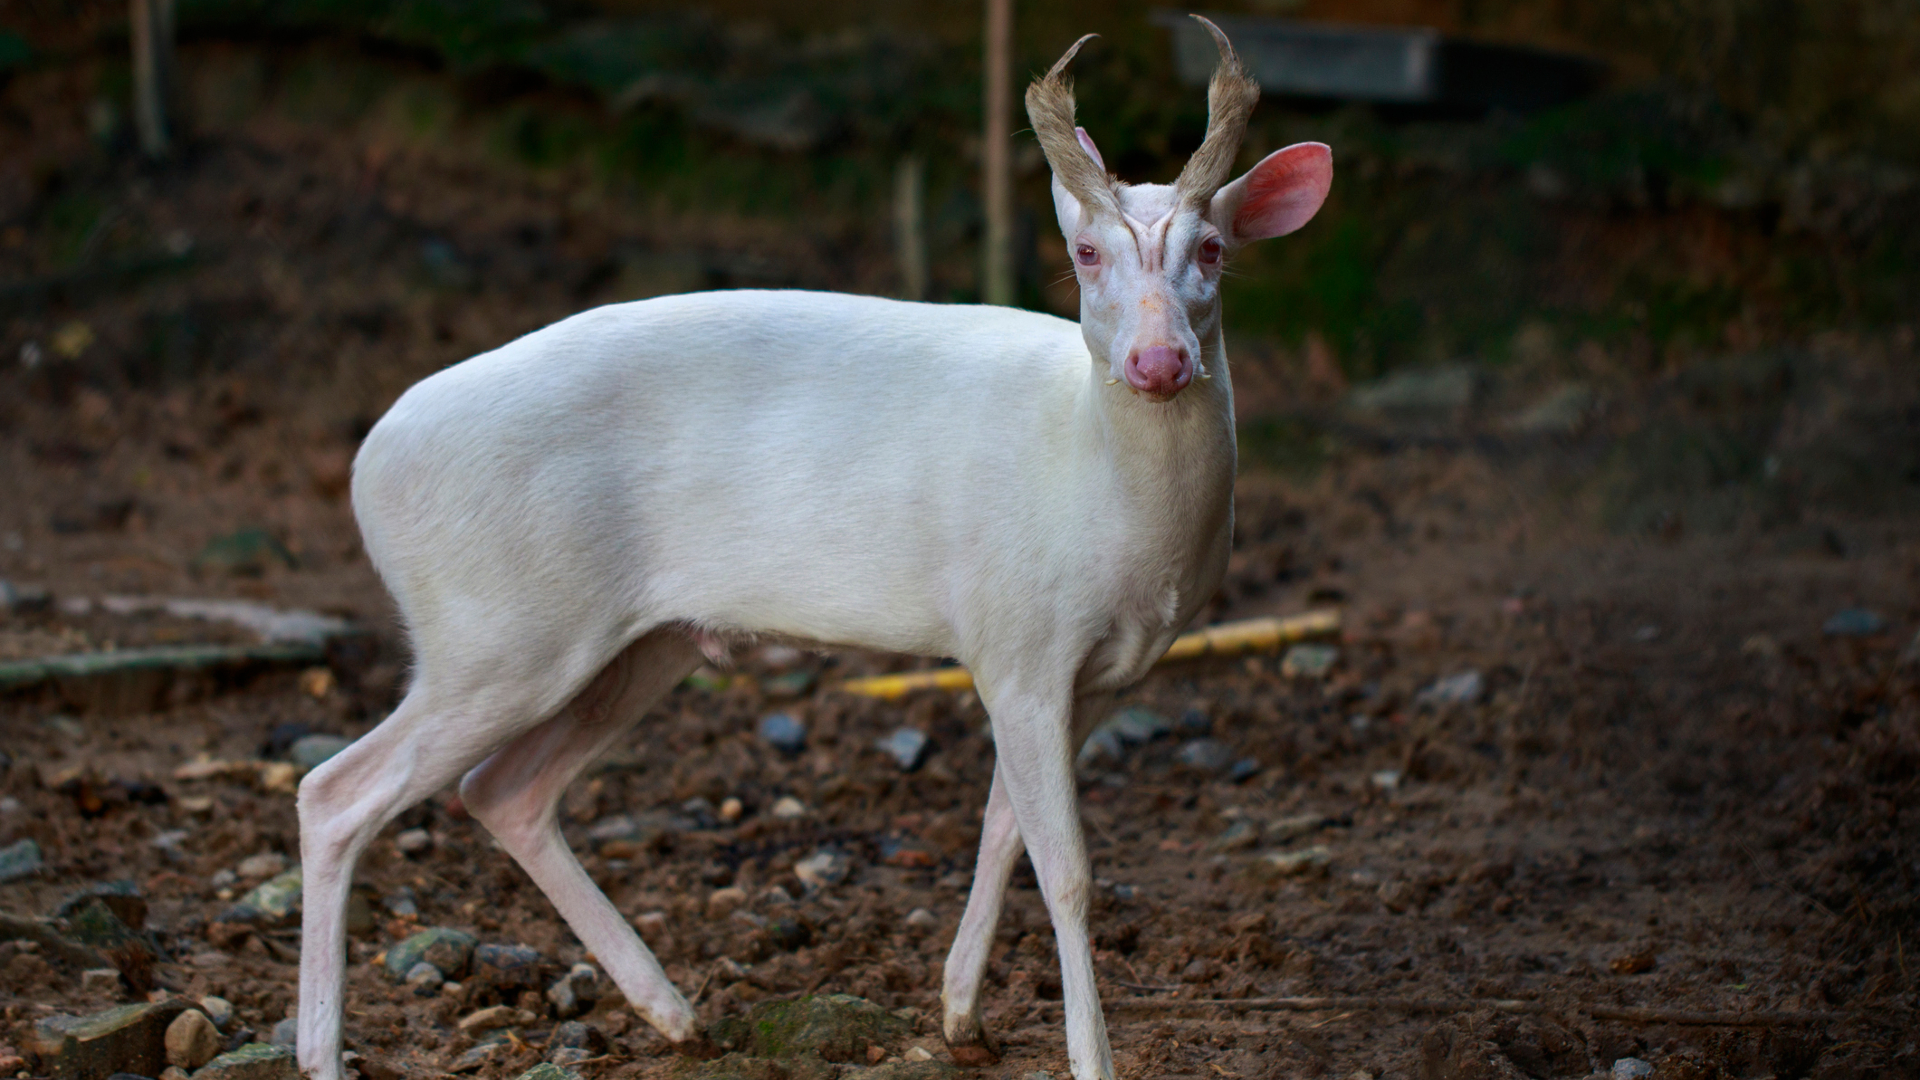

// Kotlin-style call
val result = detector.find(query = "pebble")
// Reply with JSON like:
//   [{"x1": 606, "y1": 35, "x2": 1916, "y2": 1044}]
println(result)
[
  {"x1": 770, "y1": 796, "x2": 807, "y2": 819},
  {"x1": 0, "y1": 579, "x2": 53, "y2": 613},
  {"x1": 1417, "y1": 670, "x2": 1484, "y2": 707},
  {"x1": 1280, "y1": 643, "x2": 1340, "y2": 679},
  {"x1": 706, "y1": 887, "x2": 748, "y2": 920},
  {"x1": 904, "y1": 908, "x2": 938, "y2": 931},
  {"x1": 383, "y1": 927, "x2": 477, "y2": 982},
  {"x1": 269, "y1": 1017, "x2": 297, "y2": 1050},
  {"x1": 1823, "y1": 608, "x2": 1886, "y2": 637},
  {"x1": 447, "y1": 1040, "x2": 505, "y2": 1073},
  {"x1": 546, "y1": 963, "x2": 600, "y2": 1018},
  {"x1": 1207, "y1": 820, "x2": 1260, "y2": 852},
  {"x1": 384, "y1": 888, "x2": 419, "y2": 918},
  {"x1": 757, "y1": 713, "x2": 808, "y2": 755},
  {"x1": 1370, "y1": 769, "x2": 1403, "y2": 792},
  {"x1": 768, "y1": 917, "x2": 812, "y2": 951},
  {"x1": 405, "y1": 962, "x2": 444, "y2": 996},
  {"x1": 794, "y1": 848, "x2": 853, "y2": 890},
  {"x1": 395, "y1": 829, "x2": 433, "y2": 857},
  {"x1": 549, "y1": 1021, "x2": 607, "y2": 1053},
  {"x1": 193, "y1": 1042, "x2": 298, "y2": 1080},
  {"x1": 877, "y1": 728, "x2": 931, "y2": 771},
  {"x1": 1250, "y1": 846, "x2": 1333, "y2": 880},
  {"x1": 1228, "y1": 758, "x2": 1262, "y2": 783},
  {"x1": 222, "y1": 868, "x2": 303, "y2": 928},
  {"x1": 1611, "y1": 1059, "x2": 1655, "y2": 1080},
  {"x1": 633, "y1": 911, "x2": 669, "y2": 939},
  {"x1": 903, "y1": 1047, "x2": 934, "y2": 1062},
  {"x1": 81, "y1": 968, "x2": 122, "y2": 993},
  {"x1": 1176, "y1": 738, "x2": 1235, "y2": 773},
  {"x1": 472, "y1": 943, "x2": 545, "y2": 993},
  {"x1": 763, "y1": 670, "x2": 817, "y2": 699},
  {"x1": 165, "y1": 1010, "x2": 222, "y2": 1069},
  {"x1": 516, "y1": 1063, "x2": 582, "y2": 1080},
  {"x1": 198, "y1": 997, "x2": 234, "y2": 1031},
  {"x1": 287, "y1": 735, "x2": 353, "y2": 770},
  {"x1": 1178, "y1": 709, "x2": 1212, "y2": 735},
  {"x1": 719, "y1": 796, "x2": 744, "y2": 823},
  {"x1": 235, "y1": 853, "x2": 287, "y2": 881},
  {"x1": 0, "y1": 838, "x2": 43, "y2": 883},
  {"x1": 458, "y1": 1005, "x2": 537, "y2": 1033}
]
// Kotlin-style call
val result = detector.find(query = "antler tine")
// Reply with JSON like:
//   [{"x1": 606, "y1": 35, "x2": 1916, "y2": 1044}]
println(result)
[
  {"x1": 1024, "y1": 33, "x2": 1121, "y2": 218},
  {"x1": 1173, "y1": 14, "x2": 1261, "y2": 207}
]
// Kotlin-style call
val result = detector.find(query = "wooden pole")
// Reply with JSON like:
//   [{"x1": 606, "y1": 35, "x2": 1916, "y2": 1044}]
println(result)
[
  {"x1": 894, "y1": 155, "x2": 927, "y2": 302},
  {"x1": 981, "y1": 0, "x2": 1014, "y2": 306},
  {"x1": 131, "y1": 0, "x2": 176, "y2": 159}
]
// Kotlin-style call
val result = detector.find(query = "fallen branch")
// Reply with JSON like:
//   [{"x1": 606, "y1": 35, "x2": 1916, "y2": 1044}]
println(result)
[
  {"x1": 1102, "y1": 994, "x2": 1843, "y2": 1027},
  {"x1": 835, "y1": 609, "x2": 1341, "y2": 699}
]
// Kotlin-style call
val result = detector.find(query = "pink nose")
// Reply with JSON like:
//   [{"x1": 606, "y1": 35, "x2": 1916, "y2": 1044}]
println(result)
[{"x1": 1125, "y1": 346, "x2": 1192, "y2": 398}]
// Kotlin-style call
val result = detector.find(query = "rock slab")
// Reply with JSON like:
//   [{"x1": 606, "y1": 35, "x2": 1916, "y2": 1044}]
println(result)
[
  {"x1": 191, "y1": 1043, "x2": 297, "y2": 1080},
  {"x1": 37, "y1": 999, "x2": 192, "y2": 1080}
]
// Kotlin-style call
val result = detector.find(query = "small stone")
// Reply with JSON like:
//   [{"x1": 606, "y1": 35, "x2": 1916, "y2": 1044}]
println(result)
[
  {"x1": 383, "y1": 928, "x2": 477, "y2": 982},
  {"x1": 1, "y1": 579, "x2": 53, "y2": 613},
  {"x1": 161, "y1": 1067, "x2": 190, "y2": 1080},
  {"x1": 768, "y1": 917, "x2": 812, "y2": 952},
  {"x1": 547, "y1": 1048, "x2": 595, "y2": 1067},
  {"x1": 1824, "y1": 608, "x2": 1886, "y2": 637},
  {"x1": 878, "y1": 836, "x2": 938, "y2": 868},
  {"x1": 757, "y1": 713, "x2": 807, "y2": 755},
  {"x1": 220, "y1": 868, "x2": 302, "y2": 928},
  {"x1": 0, "y1": 838, "x2": 43, "y2": 883},
  {"x1": 794, "y1": 848, "x2": 852, "y2": 890},
  {"x1": 1250, "y1": 846, "x2": 1333, "y2": 880},
  {"x1": 1265, "y1": 813, "x2": 1324, "y2": 841},
  {"x1": 37, "y1": 999, "x2": 193, "y2": 1080},
  {"x1": 394, "y1": 829, "x2": 432, "y2": 857},
  {"x1": 268, "y1": 1019, "x2": 295, "y2": 1051},
  {"x1": 257, "y1": 763, "x2": 299, "y2": 795},
  {"x1": 234, "y1": 853, "x2": 286, "y2": 881},
  {"x1": 903, "y1": 1047, "x2": 933, "y2": 1062},
  {"x1": 384, "y1": 889, "x2": 419, "y2": 918},
  {"x1": 197, "y1": 999, "x2": 233, "y2": 1032},
  {"x1": 545, "y1": 964, "x2": 599, "y2": 1018},
  {"x1": 297, "y1": 668, "x2": 335, "y2": 700},
  {"x1": 706, "y1": 887, "x2": 748, "y2": 920},
  {"x1": 58, "y1": 882, "x2": 148, "y2": 930},
  {"x1": 1370, "y1": 769, "x2": 1403, "y2": 792},
  {"x1": 1417, "y1": 670, "x2": 1483, "y2": 707},
  {"x1": 1611, "y1": 1059, "x2": 1655, "y2": 1080},
  {"x1": 1107, "y1": 707, "x2": 1172, "y2": 744},
  {"x1": 904, "y1": 908, "x2": 938, "y2": 931},
  {"x1": 165, "y1": 1010, "x2": 222, "y2": 1070},
  {"x1": 286, "y1": 735, "x2": 352, "y2": 770},
  {"x1": 193, "y1": 1043, "x2": 297, "y2": 1080},
  {"x1": 191, "y1": 528, "x2": 297, "y2": 577},
  {"x1": 446, "y1": 1042, "x2": 504, "y2": 1073},
  {"x1": 1206, "y1": 820, "x2": 1260, "y2": 852},
  {"x1": 877, "y1": 728, "x2": 931, "y2": 771},
  {"x1": 633, "y1": 911, "x2": 669, "y2": 939},
  {"x1": 1227, "y1": 758, "x2": 1261, "y2": 783},
  {"x1": 718, "y1": 797, "x2": 744, "y2": 823},
  {"x1": 457, "y1": 1006, "x2": 537, "y2": 1034},
  {"x1": 549, "y1": 1021, "x2": 606, "y2": 1054},
  {"x1": 81, "y1": 968, "x2": 123, "y2": 993},
  {"x1": 763, "y1": 670, "x2": 817, "y2": 699},
  {"x1": 471, "y1": 943, "x2": 544, "y2": 993},
  {"x1": 1076, "y1": 727, "x2": 1125, "y2": 766},
  {"x1": 1280, "y1": 643, "x2": 1340, "y2": 679},
  {"x1": 770, "y1": 796, "x2": 807, "y2": 819},
  {"x1": 1176, "y1": 738, "x2": 1235, "y2": 773},
  {"x1": 949, "y1": 1046, "x2": 996, "y2": 1067},
  {"x1": 405, "y1": 962, "x2": 443, "y2": 996},
  {"x1": 514, "y1": 1063, "x2": 580, "y2": 1080},
  {"x1": 1609, "y1": 949, "x2": 1657, "y2": 975}
]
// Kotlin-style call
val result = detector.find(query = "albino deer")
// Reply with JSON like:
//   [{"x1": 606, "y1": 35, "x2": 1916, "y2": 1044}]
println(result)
[{"x1": 297, "y1": 20, "x2": 1330, "y2": 1080}]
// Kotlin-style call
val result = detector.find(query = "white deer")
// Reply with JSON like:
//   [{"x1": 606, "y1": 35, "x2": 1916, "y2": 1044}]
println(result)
[{"x1": 296, "y1": 19, "x2": 1329, "y2": 1080}]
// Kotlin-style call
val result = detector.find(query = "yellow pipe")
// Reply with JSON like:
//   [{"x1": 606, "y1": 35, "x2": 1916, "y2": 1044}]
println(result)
[{"x1": 835, "y1": 609, "x2": 1341, "y2": 701}]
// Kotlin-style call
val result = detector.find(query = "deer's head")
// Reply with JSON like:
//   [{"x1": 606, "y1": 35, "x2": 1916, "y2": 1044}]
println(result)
[{"x1": 1027, "y1": 20, "x2": 1331, "y2": 402}]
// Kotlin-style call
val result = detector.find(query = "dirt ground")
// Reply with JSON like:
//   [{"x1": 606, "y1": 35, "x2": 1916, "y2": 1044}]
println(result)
[{"x1": 4, "y1": 52, "x2": 1920, "y2": 1080}]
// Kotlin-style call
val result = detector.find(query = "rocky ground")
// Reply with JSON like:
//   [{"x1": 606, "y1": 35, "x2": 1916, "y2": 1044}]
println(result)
[{"x1": 2, "y1": 449, "x2": 1917, "y2": 1080}]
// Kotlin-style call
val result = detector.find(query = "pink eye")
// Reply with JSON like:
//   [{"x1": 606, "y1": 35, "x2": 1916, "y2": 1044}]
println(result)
[
  {"x1": 1198, "y1": 237, "x2": 1223, "y2": 265},
  {"x1": 1075, "y1": 244, "x2": 1099, "y2": 267}
]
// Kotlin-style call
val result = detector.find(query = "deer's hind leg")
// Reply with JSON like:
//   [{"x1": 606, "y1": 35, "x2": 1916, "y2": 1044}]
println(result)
[{"x1": 457, "y1": 628, "x2": 706, "y2": 1045}]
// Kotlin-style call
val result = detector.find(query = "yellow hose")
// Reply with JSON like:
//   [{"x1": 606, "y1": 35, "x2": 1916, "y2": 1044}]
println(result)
[{"x1": 834, "y1": 609, "x2": 1341, "y2": 700}]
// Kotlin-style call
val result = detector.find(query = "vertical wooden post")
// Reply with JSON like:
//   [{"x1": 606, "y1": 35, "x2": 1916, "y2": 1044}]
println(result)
[
  {"x1": 894, "y1": 155, "x2": 928, "y2": 302},
  {"x1": 981, "y1": 0, "x2": 1014, "y2": 306},
  {"x1": 131, "y1": 0, "x2": 176, "y2": 159}
]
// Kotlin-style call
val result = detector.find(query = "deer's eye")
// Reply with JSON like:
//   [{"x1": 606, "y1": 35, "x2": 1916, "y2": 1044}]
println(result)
[
  {"x1": 1198, "y1": 236, "x2": 1223, "y2": 266},
  {"x1": 1075, "y1": 244, "x2": 1100, "y2": 267}
]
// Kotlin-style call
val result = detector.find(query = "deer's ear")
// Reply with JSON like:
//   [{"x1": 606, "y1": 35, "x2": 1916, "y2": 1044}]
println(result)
[
  {"x1": 1210, "y1": 142, "x2": 1332, "y2": 246},
  {"x1": 1051, "y1": 127, "x2": 1105, "y2": 239}
]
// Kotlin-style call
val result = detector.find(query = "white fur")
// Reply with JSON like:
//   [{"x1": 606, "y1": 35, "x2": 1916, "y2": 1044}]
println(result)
[{"x1": 297, "y1": 147, "x2": 1329, "y2": 1080}]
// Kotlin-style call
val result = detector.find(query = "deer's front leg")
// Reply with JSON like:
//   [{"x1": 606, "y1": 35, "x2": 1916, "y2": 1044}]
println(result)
[{"x1": 980, "y1": 683, "x2": 1114, "y2": 1080}]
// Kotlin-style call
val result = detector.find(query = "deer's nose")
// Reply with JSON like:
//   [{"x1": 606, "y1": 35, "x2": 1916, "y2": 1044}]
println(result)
[{"x1": 1125, "y1": 346, "x2": 1192, "y2": 399}]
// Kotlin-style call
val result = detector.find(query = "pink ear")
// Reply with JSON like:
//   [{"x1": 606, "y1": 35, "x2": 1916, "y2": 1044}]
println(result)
[
  {"x1": 1219, "y1": 142, "x2": 1332, "y2": 242},
  {"x1": 1075, "y1": 126, "x2": 1105, "y2": 171}
]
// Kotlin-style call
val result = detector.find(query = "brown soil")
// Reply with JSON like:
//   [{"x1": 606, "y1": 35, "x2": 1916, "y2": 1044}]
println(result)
[{"x1": 4, "y1": 49, "x2": 1919, "y2": 1080}]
